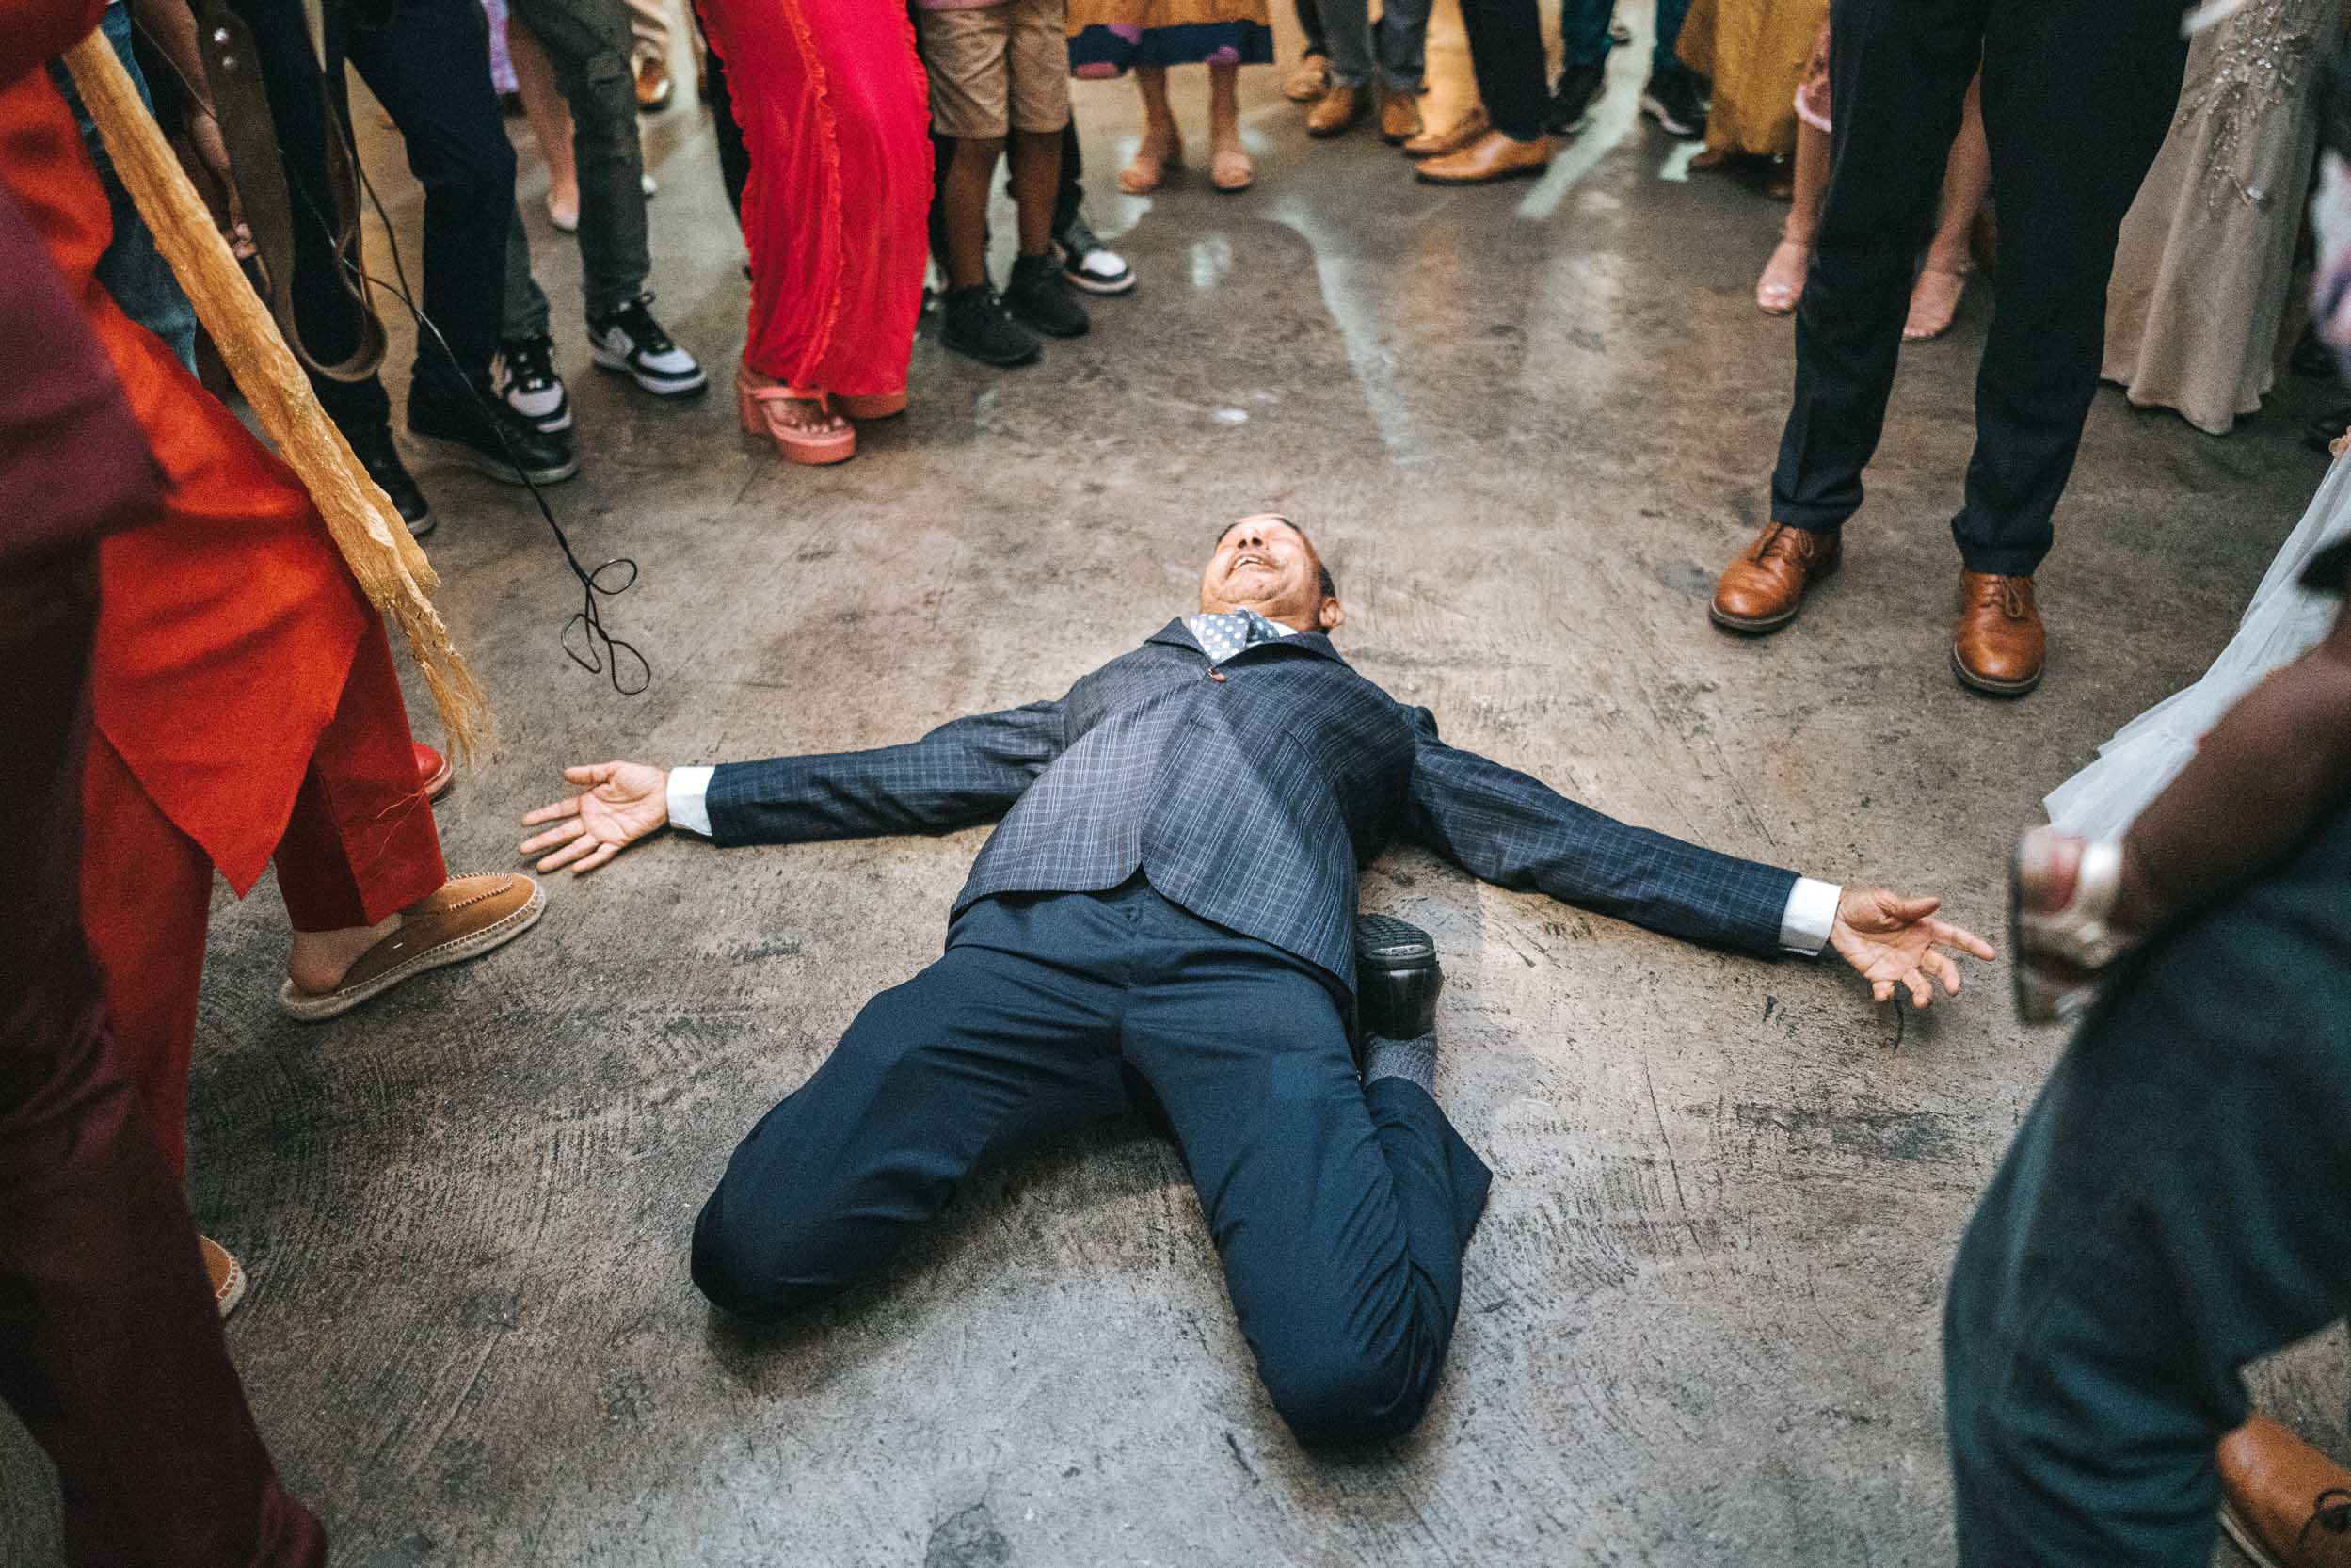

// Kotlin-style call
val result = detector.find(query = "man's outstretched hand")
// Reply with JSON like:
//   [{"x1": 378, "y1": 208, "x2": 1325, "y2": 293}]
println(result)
[
  {"x1": 1829, "y1": 888, "x2": 1997, "y2": 1008},
  {"x1": 520, "y1": 761, "x2": 671, "y2": 874}
]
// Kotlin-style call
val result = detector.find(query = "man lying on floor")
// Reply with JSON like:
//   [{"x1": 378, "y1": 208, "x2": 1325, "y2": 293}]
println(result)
[{"x1": 519, "y1": 514, "x2": 1993, "y2": 1448}]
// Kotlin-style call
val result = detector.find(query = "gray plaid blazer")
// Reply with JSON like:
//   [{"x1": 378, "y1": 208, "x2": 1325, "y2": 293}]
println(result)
[{"x1": 708, "y1": 620, "x2": 1799, "y2": 984}]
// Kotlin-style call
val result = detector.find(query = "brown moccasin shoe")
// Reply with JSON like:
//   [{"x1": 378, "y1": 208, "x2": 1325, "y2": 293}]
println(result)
[
  {"x1": 1709, "y1": 521, "x2": 1840, "y2": 633},
  {"x1": 1307, "y1": 85, "x2": 1366, "y2": 138},
  {"x1": 2219, "y1": 1416, "x2": 2351, "y2": 1568},
  {"x1": 200, "y1": 1235, "x2": 247, "y2": 1319},
  {"x1": 1952, "y1": 570, "x2": 2044, "y2": 695},
  {"x1": 277, "y1": 872, "x2": 545, "y2": 1022},
  {"x1": 1402, "y1": 106, "x2": 1490, "y2": 161},
  {"x1": 1415, "y1": 128, "x2": 1552, "y2": 185}
]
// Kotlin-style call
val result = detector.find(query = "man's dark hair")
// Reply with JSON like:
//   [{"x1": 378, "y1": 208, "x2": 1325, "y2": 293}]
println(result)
[{"x1": 1214, "y1": 518, "x2": 1338, "y2": 600}]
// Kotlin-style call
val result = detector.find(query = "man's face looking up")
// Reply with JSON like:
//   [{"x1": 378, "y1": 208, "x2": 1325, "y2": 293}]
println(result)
[{"x1": 1199, "y1": 515, "x2": 1344, "y2": 634}]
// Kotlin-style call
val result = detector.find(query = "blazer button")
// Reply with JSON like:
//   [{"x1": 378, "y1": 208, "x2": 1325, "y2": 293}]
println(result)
[{"x1": 1207, "y1": 668, "x2": 1226, "y2": 683}]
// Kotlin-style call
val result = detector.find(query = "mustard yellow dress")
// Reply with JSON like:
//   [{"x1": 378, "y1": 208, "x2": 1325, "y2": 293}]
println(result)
[
  {"x1": 1677, "y1": 0, "x2": 1830, "y2": 160},
  {"x1": 1066, "y1": 0, "x2": 1275, "y2": 76}
]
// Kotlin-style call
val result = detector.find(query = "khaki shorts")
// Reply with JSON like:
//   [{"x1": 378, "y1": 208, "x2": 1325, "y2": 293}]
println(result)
[{"x1": 917, "y1": 0, "x2": 1073, "y2": 140}]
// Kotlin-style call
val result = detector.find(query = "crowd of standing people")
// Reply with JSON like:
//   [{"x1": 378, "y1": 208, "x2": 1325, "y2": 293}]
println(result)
[{"x1": 7, "y1": 0, "x2": 2351, "y2": 1566}]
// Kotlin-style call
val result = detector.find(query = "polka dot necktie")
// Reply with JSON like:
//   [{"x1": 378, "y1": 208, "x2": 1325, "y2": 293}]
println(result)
[{"x1": 1188, "y1": 609, "x2": 1285, "y2": 664}]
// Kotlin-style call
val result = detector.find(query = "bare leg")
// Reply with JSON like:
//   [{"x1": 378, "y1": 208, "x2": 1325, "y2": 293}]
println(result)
[
  {"x1": 1121, "y1": 67, "x2": 1182, "y2": 193},
  {"x1": 1009, "y1": 128, "x2": 1062, "y2": 257},
  {"x1": 509, "y1": 22, "x2": 578, "y2": 228},
  {"x1": 940, "y1": 133, "x2": 1004, "y2": 290},
  {"x1": 1907, "y1": 74, "x2": 1990, "y2": 341},
  {"x1": 1207, "y1": 59, "x2": 1252, "y2": 190},
  {"x1": 1758, "y1": 118, "x2": 1827, "y2": 313}
]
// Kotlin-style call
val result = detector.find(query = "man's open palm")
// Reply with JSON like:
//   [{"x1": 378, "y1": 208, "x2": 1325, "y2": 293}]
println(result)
[
  {"x1": 1830, "y1": 888, "x2": 1997, "y2": 1009},
  {"x1": 520, "y1": 761, "x2": 671, "y2": 875}
]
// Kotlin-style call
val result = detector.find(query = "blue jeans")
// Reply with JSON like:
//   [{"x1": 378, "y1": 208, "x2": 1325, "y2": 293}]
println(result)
[
  {"x1": 1562, "y1": 0, "x2": 1690, "y2": 77},
  {"x1": 690, "y1": 878, "x2": 1492, "y2": 1448},
  {"x1": 1318, "y1": 0, "x2": 1431, "y2": 92},
  {"x1": 1944, "y1": 804, "x2": 2351, "y2": 1565},
  {"x1": 49, "y1": 4, "x2": 200, "y2": 371}
]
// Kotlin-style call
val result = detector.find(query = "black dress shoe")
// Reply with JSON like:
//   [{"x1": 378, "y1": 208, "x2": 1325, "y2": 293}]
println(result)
[
  {"x1": 407, "y1": 388, "x2": 579, "y2": 485},
  {"x1": 344, "y1": 421, "x2": 434, "y2": 536},
  {"x1": 1547, "y1": 62, "x2": 1606, "y2": 136},
  {"x1": 1639, "y1": 69, "x2": 1707, "y2": 138},
  {"x1": 1354, "y1": 913, "x2": 1443, "y2": 1053},
  {"x1": 2307, "y1": 402, "x2": 2351, "y2": 455}
]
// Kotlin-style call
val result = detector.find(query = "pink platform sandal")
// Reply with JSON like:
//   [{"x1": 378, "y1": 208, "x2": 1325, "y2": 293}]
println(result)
[
  {"x1": 835, "y1": 391, "x2": 907, "y2": 420},
  {"x1": 1756, "y1": 235, "x2": 1809, "y2": 316},
  {"x1": 736, "y1": 366, "x2": 856, "y2": 465}
]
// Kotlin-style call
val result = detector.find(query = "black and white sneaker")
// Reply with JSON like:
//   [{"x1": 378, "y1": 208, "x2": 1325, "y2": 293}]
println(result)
[
  {"x1": 939, "y1": 284, "x2": 1042, "y2": 367},
  {"x1": 1546, "y1": 63, "x2": 1607, "y2": 136},
  {"x1": 408, "y1": 388, "x2": 580, "y2": 486},
  {"x1": 1056, "y1": 216, "x2": 1134, "y2": 296},
  {"x1": 346, "y1": 420, "x2": 434, "y2": 537},
  {"x1": 1639, "y1": 70, "x2": 1707, "y2": 139},
  {"x1": 1005, "y1": 252, "x2": 1091, "y2": 339},
  {"x1": 586, "y1": 295, "x2": 708, "y2": 398},
  {"x1": 497, "y1": 335, "x2": 571, "y2": 434}
]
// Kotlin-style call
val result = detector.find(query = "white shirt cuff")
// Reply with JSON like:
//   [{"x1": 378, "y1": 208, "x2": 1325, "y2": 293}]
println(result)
[
  {"x1": 1780, "y1": 876, "x2": 1841, "y2": 956},
  {"x1": 667, "y1": 765, "x2": 715, "y2": 838}
]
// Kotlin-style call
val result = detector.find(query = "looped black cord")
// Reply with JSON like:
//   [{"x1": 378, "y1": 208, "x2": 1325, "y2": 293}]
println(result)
[{"x1": 131, "y1": 20, "x2": 651, "y2": 695}]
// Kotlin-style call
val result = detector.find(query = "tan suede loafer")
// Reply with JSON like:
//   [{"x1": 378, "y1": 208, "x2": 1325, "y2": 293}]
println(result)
[
  {"x1": 1402, "y1": 106, "x2": 1490, "y2": 160},
  {"x1": 1380, "y1": 88, "x2": 1423, "y2": 146},
  {"x1": 2220, "y1": 1416, "x2": 2351, "y2": 1568},
  {"x1": 1415, "y1": 129, "x2": 1552, "y2": 185},
  {"x1": 1952, "y1": 570, "x2": 2044, "y2": 696},
  {"x1": 1306, "y1": 85, "x2": 1366, "y2": 138},
  {"x1": 200, "y1": 1235, "x2": 247, "y2": 1320},
  {"x1": 278, "y1": 872, "x2": 545, "y2": 1022},
  {"x1": 1709, "y1": 521, "x2": 1840, "y2": 632}
]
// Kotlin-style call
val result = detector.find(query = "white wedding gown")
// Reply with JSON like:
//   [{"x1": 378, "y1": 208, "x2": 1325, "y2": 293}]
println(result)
[{"x1": 2045, "y1": 451, "x2": 2351, "y2": 836}]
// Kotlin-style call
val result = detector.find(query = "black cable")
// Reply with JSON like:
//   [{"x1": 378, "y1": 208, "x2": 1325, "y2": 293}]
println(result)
[{"x1": 128, "y1": 16, "x2": 650, "y2": 696}]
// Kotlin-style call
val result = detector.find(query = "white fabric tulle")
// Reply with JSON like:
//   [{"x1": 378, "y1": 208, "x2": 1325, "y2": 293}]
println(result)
[{"x1": 2045, "y1": 452, "x2": 2351, "y2": 837}]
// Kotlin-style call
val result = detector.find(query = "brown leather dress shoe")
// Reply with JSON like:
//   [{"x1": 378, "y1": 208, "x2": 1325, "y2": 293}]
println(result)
[
  {"x1": 1380, "y1": 88, "x2": 1423, "y2": 145},
  {"x1": 1952, "y1": 569, "x2": 2045, "y2": 695},
  {"x1": 1415, "y1": 129, "x2": 1552, "y2": 185},
  {"x1": 1403, "y1": 106, "x2": 1490, "y2": 160},
  {"x1": 1283, "y1": 53, "x2": 1331, "y2": 103},
  {"x1": 1708, "y1": 521, "x2": 1840, "y2": 633},
  {"x1": 1306, "y1": 85, "x2": 1366, "y2": 137},
  {"x1": 277, "y1": 872, "x2": 546, "y2": 1022},
  {"x1": 2220, "y1": 1416, "x2": 2351, "y2": 1568}
]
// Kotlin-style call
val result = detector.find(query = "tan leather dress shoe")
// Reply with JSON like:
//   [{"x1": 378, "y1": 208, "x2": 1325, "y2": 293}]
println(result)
[
  {"x1": 1403, "y1": 106, "x2": 1490, "y2": 160},
  {"x1": 1306, "y1": 85, "x2": 1366, "y2": 137},
  {"x1": 200, "y1": 1235, "x2": 247, "y2": 1320},
  {"x1": 1709, "y1": 521, "x2": 1840, "y2": 632},
  {"x1": 1952, "y1": 570, "x2": 2044, "y2": 695},
  {"x1": 1380, "y1": 88, "x2": 1423, "y2": 145},
  {"x1": 1415, "y1": 129, "x2": 1551, "y2": 185},
  {"x1": 1283, "y1": 54, "x2": 1331, "y2": 103},
  {"x1": 277, "y1": 872, "x2": 546, "y2": 1021},
  {"x1": 2220, "y1": 1416, "x2": 2351, "y2": 1568}
]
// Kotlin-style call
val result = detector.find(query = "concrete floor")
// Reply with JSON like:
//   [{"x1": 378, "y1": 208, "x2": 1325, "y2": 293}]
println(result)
[{"x1": 8, "y1": 7, "x2": 2350, "y2": 1565}]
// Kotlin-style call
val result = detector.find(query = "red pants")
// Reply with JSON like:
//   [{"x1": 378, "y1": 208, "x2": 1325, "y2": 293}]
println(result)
[{"x1": 79, "y1": 617, "x2": 445, "y2": 1178}]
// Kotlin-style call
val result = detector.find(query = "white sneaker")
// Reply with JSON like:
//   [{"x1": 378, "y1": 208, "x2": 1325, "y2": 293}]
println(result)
[
  {"x1": 1056, "y1": 215, "x2": 1135, "y2": 296},
  {"x1": 497, "y1": 335, "x2": 572, "y2": 434},
  {"x1": 586, "y1": 296, "x2": 706, "y2": 398}
]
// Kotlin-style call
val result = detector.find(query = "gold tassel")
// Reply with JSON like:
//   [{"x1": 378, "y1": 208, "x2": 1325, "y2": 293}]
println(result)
[{"x1": 59, "y1": 29, "x2": 492, "y2": 760}]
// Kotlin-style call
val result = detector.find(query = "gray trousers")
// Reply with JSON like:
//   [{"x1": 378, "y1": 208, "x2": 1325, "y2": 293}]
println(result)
[
  {"x1": 502, "y1": 0, "x2": 651, "y2": 337},
  {"x1": 1944, "y1": 802, "x2": 2351, "y2": 1566},
  {"x1": 1314, "y1": 0, "x2": 1430, "y2": 92}
]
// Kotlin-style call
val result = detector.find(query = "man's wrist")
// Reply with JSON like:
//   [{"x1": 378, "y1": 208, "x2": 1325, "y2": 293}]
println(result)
[
  {"x1": 1780, "y1": 876, "x2": 1843, "y2": 956},
  {"x1": 665, "y1": 764, "x2": 714, "y2": 837}
]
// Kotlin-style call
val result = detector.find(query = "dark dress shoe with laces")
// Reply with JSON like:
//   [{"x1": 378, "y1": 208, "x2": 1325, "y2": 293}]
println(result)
[
  {"x1": 1952, "y1": 569, "x2": 2044, "y2": 695},
  {"x1": 1709, "y1": 521, "x2": 1839, "y2": 632}
]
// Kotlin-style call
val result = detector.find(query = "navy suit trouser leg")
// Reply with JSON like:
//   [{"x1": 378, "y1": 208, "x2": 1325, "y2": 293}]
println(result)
[{"x1": 691, "y1": 882, "x2": 1492, "y2": 1448}]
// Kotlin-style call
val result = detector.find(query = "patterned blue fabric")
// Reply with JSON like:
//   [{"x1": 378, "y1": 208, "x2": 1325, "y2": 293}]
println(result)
[
  {"x1": 1184, "y1": 609, "x2": 1288, "y2": 664},
  {"x1": 708, "y1": 619, "x2": 1799, "y2": 984}
]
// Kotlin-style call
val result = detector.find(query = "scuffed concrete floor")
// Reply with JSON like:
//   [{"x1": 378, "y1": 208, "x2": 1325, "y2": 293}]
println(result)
[{"x1": 8, "y1": 6, "x2": 2348, "y2": 1565}]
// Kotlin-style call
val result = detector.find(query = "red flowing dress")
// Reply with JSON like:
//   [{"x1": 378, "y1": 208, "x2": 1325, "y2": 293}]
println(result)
[{"x1": 696, "y1": 0, "x2": 932, "y2": 401}]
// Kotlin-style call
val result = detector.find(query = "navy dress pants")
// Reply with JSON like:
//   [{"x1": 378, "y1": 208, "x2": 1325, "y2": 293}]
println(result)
[
  {"x1": 1945, "y1": 804, "x2": 2351, "y2": 1566},
  {"x1": 693, "y1": 879, "x2": 1493, "y2": 1448}
]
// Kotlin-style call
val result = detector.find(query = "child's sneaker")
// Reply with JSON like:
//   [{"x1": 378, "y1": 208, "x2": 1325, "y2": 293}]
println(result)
[
  {"x1": 1056, "y1": 216, "x2": 1135, "y2": 296},
  {"x1": 1005, "y1": 252, "x2": 1090, "y2": 339},
  {"x1": 940, "y1": 284, "x2": 1043, "y2": 367}
]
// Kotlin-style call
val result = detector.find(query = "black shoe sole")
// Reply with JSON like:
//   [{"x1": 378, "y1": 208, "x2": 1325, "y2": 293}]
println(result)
[
  {"x1": 404, "y1": 510, "x2": 436, "y2": 539},
  {"x1": 1706, "y1": 601, "x2": 1800, "y2": 634},
  {"x1": 1950, "y1": 643, "x2": 2041, "y2": 696},
  {"x1": 408, "y1": 431, "x2": 579, "y2": 486},
  {"x1": 939, "y1": 328, "x2": 1043, "y2": 367}
]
